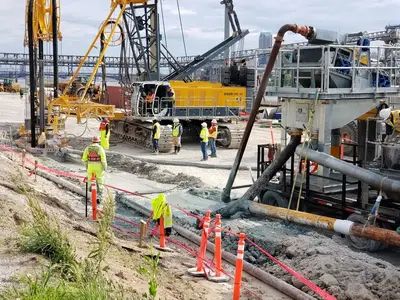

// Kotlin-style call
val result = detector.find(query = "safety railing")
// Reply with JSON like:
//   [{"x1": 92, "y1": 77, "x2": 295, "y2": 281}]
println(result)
[
  {"x1": 260, "y1": 45, "x2": 400, "y2": 98},
  {"x1": 134, "y1": 96, "x2": 250, "y2": 119}
]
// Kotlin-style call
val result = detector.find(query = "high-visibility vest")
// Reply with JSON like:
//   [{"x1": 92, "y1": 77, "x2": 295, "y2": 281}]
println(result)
[
  {"x1": 200, "y1": 127, "x2": 209, "y2": 143},
  {"x1": 153, "y1": 122, "x2": 160, "y2": 139},
  {"x1": 82, "y1": 143, "x2": 106, "y2": 166},
  {"x1": 390, "y1": 110, "x2": 400, "y2": 132},
  {"x1": 172, "y1": 124, "x2": 181, "y2": 137},
  {"x1": 209, "y1": 125, "x2": 218, "y2": 139},
  {"x1": 151, "y1": 194, "x2": 173, "y2": 229}
]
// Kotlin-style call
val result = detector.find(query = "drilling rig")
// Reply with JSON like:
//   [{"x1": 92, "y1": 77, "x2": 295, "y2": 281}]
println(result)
[{"x1": 110, "y1": 0, "x2": 252, "y2": 152}]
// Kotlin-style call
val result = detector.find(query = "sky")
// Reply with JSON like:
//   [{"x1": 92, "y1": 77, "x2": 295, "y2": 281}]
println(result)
[{"x1": 1, "y1": 0, "x2": 400, "y2": 58}]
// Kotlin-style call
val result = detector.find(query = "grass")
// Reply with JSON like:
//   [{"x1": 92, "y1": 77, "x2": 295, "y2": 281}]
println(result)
[
  {"x1": 1, "y1": 187, "x2": 140, "y2": 300},
  {"x1": 138, "y1": 245, "x2": 161, "y2": 300},
  {"x1": 19, "y1": 191, "x2": 76, "y2": 266}
]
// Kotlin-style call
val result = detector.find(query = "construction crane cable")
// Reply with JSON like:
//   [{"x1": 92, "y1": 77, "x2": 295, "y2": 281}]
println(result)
[
  {"x1": 176, "y1": 0, "x2": 187, "y2": 57},
  {"x1": 160, "y1": 0, "x2": 168, "y2": 51}
]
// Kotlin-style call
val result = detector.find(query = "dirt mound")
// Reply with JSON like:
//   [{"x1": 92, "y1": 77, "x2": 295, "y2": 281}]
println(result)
[{"x1": 216, "y1": 218, "x2": 400, "y2": 300}]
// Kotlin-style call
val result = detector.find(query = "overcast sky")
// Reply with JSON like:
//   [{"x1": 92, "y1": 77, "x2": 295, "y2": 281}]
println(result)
[{"x1": 1, "y1": 0, "x2": 399, "y2": 58}]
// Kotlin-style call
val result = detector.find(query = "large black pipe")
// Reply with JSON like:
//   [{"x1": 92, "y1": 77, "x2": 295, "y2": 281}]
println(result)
[
  {"x1": 242, "y1": 133, "x2": 302, "y2": 201},
  {"x1": 221, "y1": 24, "x2": 316, "y2": 203},
  {"x1": 28, "y1": 0, "x2": 36, "y2": 147},
  {"x1": 52, "y1": 0, "x2": 59, "y2": 99},
  {"x1": 296, "y1": 145, "x2": 400, "y2": 196}
]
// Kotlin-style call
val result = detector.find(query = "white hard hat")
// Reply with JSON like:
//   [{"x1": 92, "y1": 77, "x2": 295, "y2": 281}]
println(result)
[
  {"x1": 201, "y1": 122, "x2": 207, "y2": 127},
  {"x1": 379, "y1": 108, "x2": 391, "y2": 120},
  {"x1": 211, "y1": 119, "x2": 217, "y2": 123},
  {"x1": 173, "y1": 118, "x2": 179, "y2": 123}
]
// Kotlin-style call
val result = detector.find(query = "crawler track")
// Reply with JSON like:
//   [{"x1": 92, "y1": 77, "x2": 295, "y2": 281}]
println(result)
[
  {"x1": 218, "y1": 123, "x2": 245, "y2": 149},
  {"x1": 111, "y1": 119, "x2": 174, "y2": 153}
]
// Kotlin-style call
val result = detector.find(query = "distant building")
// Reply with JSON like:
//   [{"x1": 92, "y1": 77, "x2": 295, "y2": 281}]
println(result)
[
  {"x1": 259, "y1": 32, "x2": 273, "y2": 49},
  {"x1": 258, "y1": 32, "x2": 272, "y2": 65}
]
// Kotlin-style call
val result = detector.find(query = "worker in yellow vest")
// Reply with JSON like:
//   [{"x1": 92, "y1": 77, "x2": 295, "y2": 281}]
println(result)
[
  {"x1": 151, "y1": 193, "x2": 172, "y2": 236},
  {"x1": 172, "y1": 118, "x2": 183, "y2": 154},
  {"x1": 208, "y1": 119, "x2": 218, "y2": 157},
  {"x1": 152, "y1": 119, "x2": 161, "y2": 154},
  {"x1": 200, "y1": 122, "x2": 209, "y2": 161},
  {"x1": 82, "y1": 136, "x2": 107, "y2": 204},
  {"x1": 379, "y1": 108, "x2": 400, "y2": 142},
  {"x1": 99, "y1": 117, "x2": 110, "y2": 150}
]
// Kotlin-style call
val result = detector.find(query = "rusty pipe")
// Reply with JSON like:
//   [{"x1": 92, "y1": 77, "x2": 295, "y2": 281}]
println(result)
[
  {"x1": 220, "y1": 199, "x2": 400, "y2": 247},
  {"x1": 221, "y1": 24, "x2": 316, "y2": 203}
]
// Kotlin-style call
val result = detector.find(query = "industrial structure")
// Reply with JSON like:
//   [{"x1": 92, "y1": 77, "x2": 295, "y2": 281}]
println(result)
[{"x1": 221, "y1": 26, "x2": 400, "y2": 252}]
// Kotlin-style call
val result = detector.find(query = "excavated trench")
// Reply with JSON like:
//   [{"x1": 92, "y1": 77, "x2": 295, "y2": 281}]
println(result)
[{"x1": 17, "y1": 148, "x2": 400, "y2": 300}]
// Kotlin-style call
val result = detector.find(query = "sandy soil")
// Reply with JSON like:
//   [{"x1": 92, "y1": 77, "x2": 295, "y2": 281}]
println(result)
[{"x1": 0, "y1": 146, "x2": 289, "y2": 299}]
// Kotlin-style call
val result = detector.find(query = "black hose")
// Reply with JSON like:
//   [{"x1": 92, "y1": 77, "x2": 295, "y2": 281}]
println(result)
[{"x1": 28, "y1": 0, "x2": 36, "y2": 147}]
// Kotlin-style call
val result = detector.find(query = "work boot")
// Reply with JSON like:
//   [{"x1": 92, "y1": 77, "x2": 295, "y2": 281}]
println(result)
[
  {"x1": 177, "y1": 147, "x2": 181, "y2": 153},
  {"x1": 174, "y1": 146, "x2": 177, "y2": 154},
  {"x1": 154, "y1": 150, "x2": 159, "y2": 155},
  {"x1": 211, "y1": 154, "x2": 217, "y2": 158}
]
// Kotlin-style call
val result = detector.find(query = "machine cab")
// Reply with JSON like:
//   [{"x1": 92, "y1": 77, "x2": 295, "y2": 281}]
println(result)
[{"x1": 131, "y1": 81, "x2": 174, "y2": 117}]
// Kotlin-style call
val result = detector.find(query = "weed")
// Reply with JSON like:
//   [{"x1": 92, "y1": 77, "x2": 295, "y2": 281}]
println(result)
[
  {"x1": 19, "y1": 190, "x2": 76, "y2": 267},
  {"x1": 139, "y1": 244, "x2": 160, "y2": 300}
]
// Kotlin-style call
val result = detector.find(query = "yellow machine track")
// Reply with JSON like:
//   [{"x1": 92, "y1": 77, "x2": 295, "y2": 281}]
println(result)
[
  {"x1": 111, "y1": 119, "x2": 174, "y2": 153},
  {"x1": 217, "y1": 123, "x2": 245, "y2": 149}
]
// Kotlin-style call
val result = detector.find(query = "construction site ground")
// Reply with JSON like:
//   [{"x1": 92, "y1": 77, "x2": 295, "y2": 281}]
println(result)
[{"x1": 1, "y1": 93, "x2": 400, "y2": 299}]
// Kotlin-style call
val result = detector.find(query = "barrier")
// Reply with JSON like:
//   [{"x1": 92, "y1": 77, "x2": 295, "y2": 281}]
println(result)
[
  {"x1": 233, "y1": 233, "x2": 245, "y2": 300},
  {"x1": 154, "y1": 216, "x2": 174, "y2": 252},
  {"x1": 187, "y1": 210, "x2": 211, "y2": 277},
  {"x1": 0, "y1": 144, "x2": 336, "y2": 300},
  {"x1": 207, "y1": 214, "x2": 229, "y2": 283}
]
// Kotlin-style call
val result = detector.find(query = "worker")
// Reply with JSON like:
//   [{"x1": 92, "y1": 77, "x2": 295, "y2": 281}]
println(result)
[
  {"x1": 208, "y1": 119, "x2": 218, "y2": 157},
  {"x1": 99, "y1": 117, "x2": 110, "y2": 150},
  {"x1": 151, "y1": 193, "x2": 172, "y2": 236},
  {"x1": 82, "y1": 136, "x2": 107, "y2": 204},
  {"x1": 200, "y1": 122, "x2": 209, "y2": 161},
  {"x1": 152, "y1": 119, "x2": 161, "y2": 155},
  {"x1": 165, "y1": 86, "x2": 175, "y2": 117},
  {"x1": 379, "y1": 108, "x2": 400, "y2": 142},
  {"x1": 145, "y1": 90, "x2": 155, "y2": 116},
  {"x1": 172, "y1": 118, "x2": 183, "y2": 154},
  {"x1": 20, "y1": 89, "x2": 23, "y2": 99}
]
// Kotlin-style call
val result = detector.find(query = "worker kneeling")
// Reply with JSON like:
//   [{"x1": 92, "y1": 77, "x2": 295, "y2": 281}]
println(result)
[
  {"x1": 82, "y1": 136, "x2": 107, "y2": 204},
  {"x1": 151, "y1": 194, "x2": 172, "y2": 236}
]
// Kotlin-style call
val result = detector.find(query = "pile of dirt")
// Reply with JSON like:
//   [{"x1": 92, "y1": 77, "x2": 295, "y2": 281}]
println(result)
[
  {"x1": 105, "y1": 153, "x2": 206, "y2": 189},
  {"x1": 216, "y1": 218, "x2": 400, "y2": 300}
]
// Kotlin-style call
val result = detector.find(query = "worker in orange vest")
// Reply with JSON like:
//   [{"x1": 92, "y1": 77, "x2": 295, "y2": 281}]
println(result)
[
  {"x1": 99, "y1": 117, "x2": 110, "y2": 150},
  {"x1": 208, "y1": 119, "x2": 218, "y2": 157}
]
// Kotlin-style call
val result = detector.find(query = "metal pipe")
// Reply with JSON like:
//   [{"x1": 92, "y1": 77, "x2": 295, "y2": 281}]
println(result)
[
  {"x1": 220, "y1": 199, "x2": 400, "y2": 246},
  {"x1": 221, "y1": 24, "x2": 316, "y2": 203},
  {"x1": 296, "y1": 145, "x2": 400, "y2": 195},
  {"x1": 242, "y1": 132, "x2": 302, "y2": 201},
  {"x1": 27, "y1": 0, "x2": 36, "y2": 147},
  {"x1": 52, "y1": 0, "x2": 59, "y2": 99},
  {"x1": 39, "y1": 40, "x2": 45, "y2": 134}
]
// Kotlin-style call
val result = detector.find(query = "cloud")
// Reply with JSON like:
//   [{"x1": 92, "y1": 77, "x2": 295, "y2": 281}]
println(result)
[{"x1": 0, "y1": 0, "x2": 399, "y2": 61}]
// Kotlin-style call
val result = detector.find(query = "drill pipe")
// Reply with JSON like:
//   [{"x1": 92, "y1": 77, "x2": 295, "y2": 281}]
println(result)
[
  {"x1": 220, "y1": 199, "x2": 400, "y2": 246},
  {"x1": 242, "y1": 133, "x2": 301, "y2": 201},
  {"x1": 221, "y1": 24, "x2": 316, "y2": 203},
  {"x1": 296, "y1": 145, "x2": 400, "y2": 195}
]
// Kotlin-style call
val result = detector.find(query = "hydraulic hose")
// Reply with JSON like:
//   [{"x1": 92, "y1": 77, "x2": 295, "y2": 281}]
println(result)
[{"x1": 221, "y1": 24, "x2": 316, "y2": 203}]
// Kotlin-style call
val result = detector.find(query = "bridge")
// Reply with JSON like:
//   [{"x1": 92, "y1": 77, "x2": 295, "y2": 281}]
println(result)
[{"x1": 0, "y1": 49, "x2": 270, "y2": 71}]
